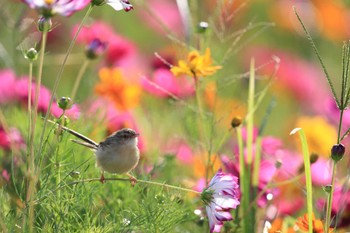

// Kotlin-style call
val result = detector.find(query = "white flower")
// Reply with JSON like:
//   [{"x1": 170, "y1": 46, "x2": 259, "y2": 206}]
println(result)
[
  {"x1": 106, "y1": 0, "x2": 133, "y2": 12},
  {"x1": 202, "y1": 169, "x2": 240, "y2": 232}
]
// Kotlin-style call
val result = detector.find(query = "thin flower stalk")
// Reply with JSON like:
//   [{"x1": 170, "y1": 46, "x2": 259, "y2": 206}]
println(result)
[
  {"x1": 26, "y1": 29, "x2": 48, "y2": 233},
  {"x1": 70, "y1": 59, "x2": 90, "y2": 101}
]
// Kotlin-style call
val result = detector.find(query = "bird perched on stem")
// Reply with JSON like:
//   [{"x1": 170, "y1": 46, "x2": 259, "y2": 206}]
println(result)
[{"x1": 49, "y1": 120, "x2": 140, "y2": 184}]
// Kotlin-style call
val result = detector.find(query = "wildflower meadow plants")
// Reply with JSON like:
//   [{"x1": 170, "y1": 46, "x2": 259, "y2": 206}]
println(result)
[{"x1": 1, "y1": 0, "x2": 350, "y2": 232}]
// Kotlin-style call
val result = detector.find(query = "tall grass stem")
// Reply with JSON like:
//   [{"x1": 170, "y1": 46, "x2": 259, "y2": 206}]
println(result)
[{"x1": 70, "y1": 59, "x2": 89, "y2": 101}]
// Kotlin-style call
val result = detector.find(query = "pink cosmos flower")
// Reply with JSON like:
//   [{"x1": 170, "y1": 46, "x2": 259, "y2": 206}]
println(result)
[
  {"x1": 141, "y1": 68, "x2": 195, "y2": 98},
  {"x1": 137, "y1": 0, "x2": 183, "y2": 35},
  {"x1": 244, "y1": 47, "x2": 329, "y2": 112},
  {"x1": 74, "y1": 21, "x2": 137, "y2": 66},
  {"x1": 202, "y1": 169, "x2": 240, "y2": 232},
  {"x1": 0, "y1": 126, "x2": 25, "y2": 151},
  {"x1": 15, "y1": 77, "x2": 80, "y2": 119},
  {"x1": 0, "y1": 69, "x2": 17, "y2": 104},
  {"x1": 310, "y1": 157, "x2": 332, "y2": 186},
  {"x1": 22, "y1": 0, "x2": 90, "y2": 17}
]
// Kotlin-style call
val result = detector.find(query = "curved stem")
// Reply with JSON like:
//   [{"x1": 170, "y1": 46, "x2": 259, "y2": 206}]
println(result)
[
  {"x1": 70, "y1": 59, "x2": 89, "y2": 101},
  {"x1": 38, "y1": 4, "x2": 94, "y2": 159}
]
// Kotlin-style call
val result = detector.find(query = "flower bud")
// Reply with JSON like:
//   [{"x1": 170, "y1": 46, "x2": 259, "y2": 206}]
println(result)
[
  {"x1": 58, "y1": 97, "x2": 73, "y2": 110},
  {"x1": 197, "y1": 21, "x2": 209, "y2": 33},
  {"x1": 275, "y1": 159, "x2": 282, "y2": 169},
  {"x1": 38, "y1": 17, "x2": 52, "y2": 32},
  {"x1": 24, "y1": 48, "x2": 38, "y2": 61},
  {"x1": 231, "y1": 116, "x2": 242, "y2": 128},
  {"x1": 323, "y1": 185, "x2": 332, "y2": 193},
  {"x1": 331, "y1": 143, "x2": 345, "y2": 162},
  {"x1": 85, "y1": 39, "x2": 107, "y2": 59},
  {"x1": 310, "y1": 153, "x2": 319, "y2": 164}
]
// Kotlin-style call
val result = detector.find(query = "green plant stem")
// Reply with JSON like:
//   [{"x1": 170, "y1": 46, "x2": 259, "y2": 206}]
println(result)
[
  {"x1": 27, "y1": 62, "x2": 33, "y2": 142},
  {"x1": 34, "y1": 177, "x2": 201, "y2": 204},
  {"x1": 293, "y1": 7, "x2": 340, "y2": 107},
  {"x1": 26, "y1": 30, "x2": 48, "y2": 233},
  {"x1": 291, "y1": 128, "x2": 313, "y2": 233},
  {"x1": 252, "y1": 136, "x2": 262, "y2": 187},
  {"x1": 37, "y1": 4, "x2": 94, "y2": 161},
  {"x1": 70, "y1": 59, "x2": 89, "y2": 101},
  {"x1": 246, "y1": 58, "x2": 255, "y2": 165},
  {"x1": 324, "y1": 162, "x2": 336, "y2": 233},
  {"x1": 325, "y1": 109, "x2": 343, "y2": 232}
]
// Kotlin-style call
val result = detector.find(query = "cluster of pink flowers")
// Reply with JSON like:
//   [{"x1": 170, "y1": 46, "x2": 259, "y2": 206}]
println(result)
[{"x1": 0, "y1": 69, "x2": 80, "y2": 119}]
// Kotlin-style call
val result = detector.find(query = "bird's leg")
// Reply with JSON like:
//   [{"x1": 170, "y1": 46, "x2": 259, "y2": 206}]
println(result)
[
  {"x1": 100, "y1": 171, "x2": 105, "y2": 184},
  {"x1": 127, "y1": 173, "x2": 137, "y2": 186}
]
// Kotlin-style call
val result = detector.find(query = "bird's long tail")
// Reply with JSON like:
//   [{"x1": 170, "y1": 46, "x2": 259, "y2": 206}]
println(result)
[{"x1": 47, "y1": 119, "x2": 98, "y2": 149}]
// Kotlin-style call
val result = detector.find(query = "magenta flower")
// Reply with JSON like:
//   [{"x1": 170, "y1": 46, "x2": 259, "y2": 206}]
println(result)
[
  {"x1": 0, "y1": 69, "x2": 17, "y2": 104},
  {"x1": 0, "y1": 126, "x2": 25, "y2": 151},
  {"x1": 74, "y1": 21, "x2": 137, "y2": 65},
  {"x1": 202, "y1": 169, "x2": 240, "y2": 232},
  {"x1": 106, "y1": 0, "x2": 133, "y2": 12},
  {"x1": 141, "y1": 68, "x2": 195, "y2": 98},
  {"x1": 22, "y1": 0, "x2": 91, "y2": 17}
]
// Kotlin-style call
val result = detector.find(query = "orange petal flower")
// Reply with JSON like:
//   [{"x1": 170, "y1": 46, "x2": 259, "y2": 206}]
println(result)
[
  {"x1": 95, "y1": 68, "x2": 141, "y2": 111},
  {"x1": 296, "y1": 213, "x2": 333, "y2": 233},
  {"x1": 171, "y1": 48, "x2": 222, "y2": 78}
]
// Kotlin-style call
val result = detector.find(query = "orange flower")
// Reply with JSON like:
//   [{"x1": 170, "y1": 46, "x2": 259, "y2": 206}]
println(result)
[
  {"x1": 171, "y1": 48, "x2": 222, "y2": 78},
  {"x1": 296, "y1": 213, "x2": 333, "y2": 233},
  {"x1": 95, "y1": 68, "x2": 141, "y2": 111},
  {"x1": 268, "y1": 218, "x2": 295, "y2": 233}
]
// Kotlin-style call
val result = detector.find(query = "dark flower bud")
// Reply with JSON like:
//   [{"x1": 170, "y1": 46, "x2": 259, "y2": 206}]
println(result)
[
  {"x1": 323, "y1": 185, "x2": 332, "y2": 193},
  {"x1": 58, "y1": 97, "x2": 73, "y2": 110},
  {"x1": 331, "y1": 143, "x2": 345, "y2": 162},
  {"x1": 310, "y1": 153, "x2": 319, "y2": 164},
  {"x1": 85, "y1": 39, "x2": 107, "y2": 59},
  {"x1": 24, "y1": 48, "x2": 38, "y2": 61},
  {"x1": 197, "y1": 21, "x2": 209, "y2": 33},
  {"x1": 38, "y1": 17, "x2": 52, "y2": 32},
  {"x1": 231, "y1": 116, "x2": 242, "y2": 128},
  {"x1": 275, "y1": 159, "x2": 282, "y2": 169}
]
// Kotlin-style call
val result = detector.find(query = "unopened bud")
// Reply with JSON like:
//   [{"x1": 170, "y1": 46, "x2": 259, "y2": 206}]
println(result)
[
  {"x1": 323, "y1": 185, "x2": 332, "y2": 193},
  {"x1": 38, "y1": 17, "x2": 52, "y2": 32},
  {"x1": 85, "y1": 39, "x2": 107, "y2": 59},
  {"x1": 231, "y1": 116, "x2": 242, "y2": 128},
  {"x1": 275, "y1": 159, "x2": 282, "y2": 169},
  {"x1": 24, "y1": 48, "x2": 38, "y2": 61},
  {"x1": 197, "y1": 21, "x2": 209, "y2": 33},
  {"x1": 310, "y1": 153, "x2": 319, "y2": 164},
  {"x1": 58, "y1": 97, "x2": 73, "y2": 110},
  {"x1": 331, "y1": 143, "x2": 345, "y2": 162}
]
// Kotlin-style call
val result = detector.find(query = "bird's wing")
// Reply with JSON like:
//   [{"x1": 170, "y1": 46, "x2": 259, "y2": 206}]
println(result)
[{"x1": 47, "y1": 119, "x2": 98, "y2": 148}]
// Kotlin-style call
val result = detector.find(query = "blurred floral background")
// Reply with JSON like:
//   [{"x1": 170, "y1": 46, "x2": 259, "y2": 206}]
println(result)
[{"x1": 1, "y1": 0, "x2": 350, "y2": 232}]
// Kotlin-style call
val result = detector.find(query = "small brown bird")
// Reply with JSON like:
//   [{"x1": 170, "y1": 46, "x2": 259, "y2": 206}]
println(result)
[{"x1": 52, "y1": 121, "x2": 140, "y2": 183}]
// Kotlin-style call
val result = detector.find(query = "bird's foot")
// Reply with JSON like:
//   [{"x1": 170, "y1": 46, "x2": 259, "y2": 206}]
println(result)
[
  {"x1": 100, "y1": 173, "x2": 105, "y2": 184},
  {"x1": 127, "y1": 173, "x2": 137, "y2": 186}
]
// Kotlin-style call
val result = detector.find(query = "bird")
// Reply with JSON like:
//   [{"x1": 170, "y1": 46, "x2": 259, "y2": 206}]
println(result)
[{"x1": 49, "y1": 120, "x2": 140, "y2": 184}]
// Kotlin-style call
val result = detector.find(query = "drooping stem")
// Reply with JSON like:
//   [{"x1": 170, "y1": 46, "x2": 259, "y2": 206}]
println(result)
[
  {"x1": 37, "y1": 5, "x2": 94, "y2": 160},
  {"x1": 70, "y1": 59, "x2": 89, "y2": 101}
]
